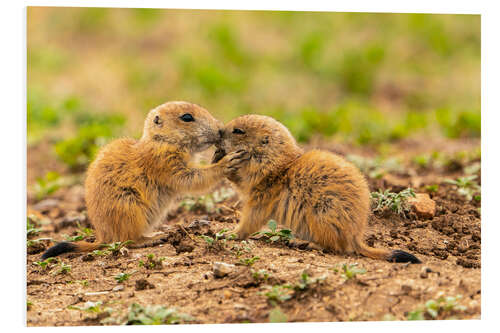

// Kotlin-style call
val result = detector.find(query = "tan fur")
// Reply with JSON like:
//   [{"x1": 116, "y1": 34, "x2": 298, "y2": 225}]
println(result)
[
  {"x1": 71, "y1": 101, "x2": 244, "y2": 253},
  {"x1": 217, "y1": 115, "x2": 399, "y2": 261}
]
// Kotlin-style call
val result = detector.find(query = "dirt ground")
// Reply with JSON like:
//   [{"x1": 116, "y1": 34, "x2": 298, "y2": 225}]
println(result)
[{"x1": 26, "y1": 137, "x2": 481, "y2": 326}]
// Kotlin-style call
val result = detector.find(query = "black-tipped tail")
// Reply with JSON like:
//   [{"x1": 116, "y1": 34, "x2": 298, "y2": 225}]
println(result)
[
  {"x1": 387, "y1": 250, "x2": 421, "y2": 264},
  {"x1": 41, "y1": 242, "x2": 77, "y2": 260}
]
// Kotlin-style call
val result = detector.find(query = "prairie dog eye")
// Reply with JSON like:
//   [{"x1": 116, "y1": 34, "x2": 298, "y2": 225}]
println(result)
[
  {"x1": 180, "y1": 113, "x2": 195, "y2": 122},
  {"x1": 232, "y1": 128, "x2": 245, "y2": 134},
  {"x1": 153, "y1": 115, "x2": 162, "y2": 125}
]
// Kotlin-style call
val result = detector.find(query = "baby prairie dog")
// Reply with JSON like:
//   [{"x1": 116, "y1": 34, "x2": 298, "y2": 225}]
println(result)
[
  {"x1": 213, "y1": 115, "x2": 420, "y2": 263},
  {"x1": 42, "y1": 101, "x2": 246, "y2": 259}
]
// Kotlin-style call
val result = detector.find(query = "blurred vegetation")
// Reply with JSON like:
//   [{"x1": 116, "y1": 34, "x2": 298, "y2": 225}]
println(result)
[{"x1": 27, "y1": 8, "x2": 480, "y2": 170}]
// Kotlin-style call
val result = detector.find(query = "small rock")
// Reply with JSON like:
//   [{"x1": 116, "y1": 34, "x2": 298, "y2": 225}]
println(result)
[
  {"x1": 223, "y1": 290, "x2": 232, "y2": 299},
  {"x1": 234, "y1": 303, "x2": 249, "y2": 311},
  {"x1": 135, "y1": 279, "x2": 155, "y2": 291},
  {"x1": 32, "y1": 199, "x2": 60, "y2": 212},
  {"x1": 213, "y1": 262, "x2": 235, "y2": 278},
  {"x1": 408, "y1": 193, "x2": 436, "y2": 219},
  {"x1": 112, "y1": 285, "x2": 124, "y2": 292}
]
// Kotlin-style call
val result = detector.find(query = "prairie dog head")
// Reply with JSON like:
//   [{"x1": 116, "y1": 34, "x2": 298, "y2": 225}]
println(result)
[
  {"x1": 214, "y1": 115, "x2": 302, "y2": 176},
  {"x1": 141, "y1": 101, "x2": 223, "y2": 153}
]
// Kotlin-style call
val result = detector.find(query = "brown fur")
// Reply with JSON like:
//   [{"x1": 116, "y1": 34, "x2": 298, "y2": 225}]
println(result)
[
  {"x1": 43, "y1": 101, "x2": 245, "y2": 257},
  {"x1": 216, "y1": 114, "x2": 419, "y2": 262}
]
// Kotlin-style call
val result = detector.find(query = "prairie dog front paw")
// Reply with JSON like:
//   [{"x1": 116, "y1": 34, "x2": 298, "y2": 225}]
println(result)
[{"x1": 220, "y1": 149, "x2": 250, "y2": 176}]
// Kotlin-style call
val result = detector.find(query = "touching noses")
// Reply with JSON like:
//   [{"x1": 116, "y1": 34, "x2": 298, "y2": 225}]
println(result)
[{"x1": 218, "y1": 129, "x2": 225, "y2": 139}]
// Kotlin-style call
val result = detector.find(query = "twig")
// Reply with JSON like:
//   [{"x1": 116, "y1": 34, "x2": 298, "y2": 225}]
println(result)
[{"x1": 179, "y1": 224, "x2": 196, "y2": 242}]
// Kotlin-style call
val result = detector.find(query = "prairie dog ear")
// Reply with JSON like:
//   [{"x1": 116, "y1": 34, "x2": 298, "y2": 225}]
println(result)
[{"x1": 261, "y1": 136, "x2": 269, "y2": 145}]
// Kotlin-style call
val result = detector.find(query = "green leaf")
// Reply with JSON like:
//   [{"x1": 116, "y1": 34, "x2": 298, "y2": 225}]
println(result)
[{"x1": 267, "y1": 220, "x2": 277, "y2": 232}]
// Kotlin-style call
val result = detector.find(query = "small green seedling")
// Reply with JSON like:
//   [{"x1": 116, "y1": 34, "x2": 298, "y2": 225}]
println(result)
[
  {"x1": 239, "y1": 256, "x2": 260, "y2": 266},
  {"x1": 27, "y1": 300, "x2": 33, "y2": 310},
  {"x1": 77, "y1": 222, "x2": 94, "y2": 237},
  {"x1": 425, "y1": 184, "x2": 439, "y2": 193},
  {"x1": 292, "y1": 271, "x2": 327, "y2": 290},
  {"x1": 407, "y1": 295, "x2": 467, "y2": 320},
  {"x1": 27, "y1": 237, "x2": 52, "y2": 248},
  {"x1": 371, "y1": 188, "x2": 416, "y2": 216},
  {"x1": 261, "y1": 285, "x2": 293, "y2": 304},
  {"x1": 231, "y1": 240, "x2": 252, "y2": 258},
  {"x1": 65, "y1": 234, "x2": 84, "y2": 242},
  {"x1": 444, "y1": 175, "x2": 480, "y2": 201},
  {"x1": 252, "y1": 269, "x2": 271, "y2": 282},
  {"x1": 104, "y1": 240, "x2": 133, "y2": 255},
  {"x1": 199, "y1": 228, "x2": 228, "y2": 247},
  {"x1": 413, "y1": 155, "x2": 431, "y2": 169},
  {"x1": 68, "y1": 301, "x2": 104, "y2": 313},
  {"x1": 115, "y1": 271, "x2": 136, "y2": 283},
  {"x1": 52, "y1": 261, "x2": 71, "y2": 275},
  {"x1": 33, "y1": 257, "x2": 57, "y2": 270},
  {"x1": 253, "y1": 220, "x2": 293, "y2": 243},
  {"x1": 27, "y1": 218, "x2": 41, "y2": 237},
  {"x1": 332, "y1": 263, "x2": 366, "y2": 280},
  {"x1": 125, "y1": 303, "x2": 194, "y2": 325},
  {"x1": 139, "y1": 254, "x2": 165, "y2": 269}
]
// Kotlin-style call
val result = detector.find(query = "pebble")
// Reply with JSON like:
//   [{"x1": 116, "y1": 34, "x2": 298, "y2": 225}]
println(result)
[
  {"x1": 408, "y1": 193, "x2": 436, "y2": 219},
  {"x1": 112, "y1": 285, "x2": 124, "y2": 292},
  {"x1": 420, "y1": 266, "x2": 433, "y2": 279},
  {"x1": 213, "y1": 262, "x2": 235, "y2": 278}
]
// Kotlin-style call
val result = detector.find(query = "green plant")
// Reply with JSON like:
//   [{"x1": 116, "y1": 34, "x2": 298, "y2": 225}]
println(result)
[
  {"x1": 292, "y1": 271, "x2": 327, "y2": 290},
  {"x1": 371, "y1": 188, "x2": 416, "y2": 216},
  {"x1": 231, "y1": 240, "x2": 252, "y2": 258},
  {"x1": 33, "y1": 171, "x2": 63, "y2": 200},
  {"x1": 332, "y1": 263, "x2": 367, "y2": 280},
  {"x1": 407, "y1": 295, "x2": 467, "y2": 320},
  {"x1": 253, "y1": 220, "x2": 293, "y2": 243},
  {"x1": 27, "y1": 237, "x2": 52, "y2": 248},
  {"x1": 239, "y1": 256, "x2": 260, "y2": 267},
  {"x1": 115, "y1": 271, "x2": 136, "y2": 283},
  {"x1": 125, "y1": 303, "x2": 194, "y2": 325},
  {"x1": 425, "y1": 184, "x2": 439, "y2": 193},
  {"x1": 52, "y1": 261, "x2": 71, "y2": 275},
  {"x1": 444, "y1": 175, "x2": 480, "y2": 201},
  {"x1": 27, "y1": 217, "x2": 41, "y2": 237},
  {"x1": 68, "y1": 301, "x2": 105, "y2": 313},
  {"x1": 252, "y1": 269, "x2": 271, "y2": 282},
  {"x1": 261, "y1": 285, "x2": 293, "y2": 304},
  {"x1": 138, "y1": 254, "x2": 165, "y2": 269},
  {"x1": 33, "y1": 257, "x2": 57, "y2": 270},
  {"x1": 77, "y1": 222, "x2": 94, "y2": 237},
  {"x1": 199, "y1": 228, "x2": 229, "y2": 247},
  {"x1": 27, "y1": 300, "x2": 33, "y2": 310},
  {"x1": 104, "y1": 240, "x2": 133, "y2": 255}
]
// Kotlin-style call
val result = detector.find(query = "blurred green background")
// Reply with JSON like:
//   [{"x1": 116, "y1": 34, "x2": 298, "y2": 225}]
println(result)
[{"x1": 27, "y1": 7, "x2": 480, "y2": 171}]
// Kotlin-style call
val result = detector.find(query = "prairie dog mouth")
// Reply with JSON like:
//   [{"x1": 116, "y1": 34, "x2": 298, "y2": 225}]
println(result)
[{"x1": 212, "y1": 148, "x2": 226, "y2": 163}]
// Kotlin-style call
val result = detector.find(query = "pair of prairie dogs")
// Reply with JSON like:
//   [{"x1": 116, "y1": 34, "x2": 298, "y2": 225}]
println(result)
[{"x1": 42, "y1": 101, "x2": 420, "y2": 264}]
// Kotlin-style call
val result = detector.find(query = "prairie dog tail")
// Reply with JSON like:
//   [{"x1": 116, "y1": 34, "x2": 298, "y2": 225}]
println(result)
[
  {"x1": 41, "y1": 241, "x2": 102, "y2": 260},
  {"x1": 356, "y1": 241, "x2": 421, "y2": 264}
]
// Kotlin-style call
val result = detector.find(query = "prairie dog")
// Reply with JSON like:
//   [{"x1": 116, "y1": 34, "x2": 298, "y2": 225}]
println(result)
[
  {"x1": 41, "y1": 101, "x2": 246, "y2": 259},
  {"x1": 213, "y1": 114, "x2": 420, "y2": 263}
]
